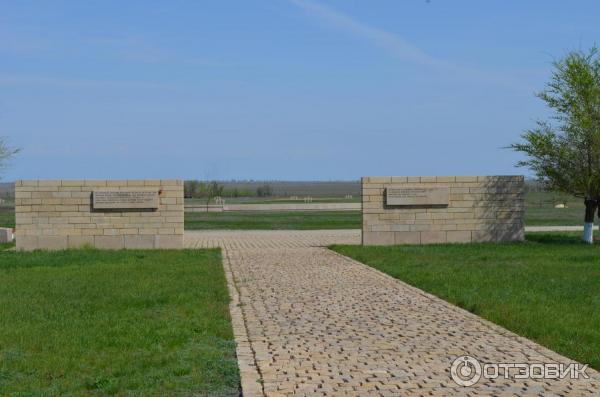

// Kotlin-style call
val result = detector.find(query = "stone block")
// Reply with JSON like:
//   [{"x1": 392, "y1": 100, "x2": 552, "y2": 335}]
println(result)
[
  {"x1": 394, "y1": 231, "x2": 420, "y2": 244},
  {"x1": 105, "y1": 180, "x2": 128, "y2": 187},
  {"x1": 436, "y1": 176, "x2": 456, "y2": 183},
  {"x1": 363, "y1": 231, "x2": 394, "y2": 246},
  {"x1": 496, "y1": 224, "x2": 524, "y2": 241},
  {"x1": 446, "y1": 231, "x2": 471, "y2": 243},
  {"x1": 391, "y1": 176, "x2": 408, "y2": 183},
  {"x1": 420, "y1": 231, "x2": 446, "y2": 244},
  {"x1": 21, "y1": 180, "x2": 39, "y2": 186},
  {"x1": 139, "y1": 228, "x2": 158, "y2": 235},
  {"x1": 67, "y1": 236, "x2": 94, "y2": 249},
  {"x1": 367, "y1": 177, "x2": 392, "y2": 183},
  {"x1": 155, "y1": 234, "x2": 183, "y2": 249},
  {"x1": 390, "y1": 224, "x2": 410, "y2": 232},
  {"x1": 124, "y1": 235, "x2": 155, "y2": 249},
  {"x1": 456, "y1": 176, "x2": 478, "y2": 182},
  {"x1": 160, "y1": 185, "x2": 183, "y2": 191},
  {"x1": 15, "y1": 191, "x2": 31, "y2": 199},
  {"x1": 38, "y1": 180, "x2": 61, "y2": 187},
  {"x1": 17, "y1": 179, "x2": 185, "y2": 250},
  {"x1": 61, "y1": 180, "x2": 85, "y2": 187},
  {"x1": 95, "y1": 235, "x2": 124, "y2": 250},
  {"x1": 17, "y1": 236, "x2": 38, "y2": 251},
  {"x1": 471, "y1": 230, "x2": 496, "y2": 242},
  {"x1": 409, "y1": 224, "x2": 430, "y2": 232},
  {"x1": 371, "y1": 225, "x2": 391, "y2": 232},
  {"x1": 84, "y1": 180, "x2": 107, "y2": 187},
  {"x1": 362, "y1": 188, "x2": 383, "y2": 196},
  {"x1": 419, "y1": 176, "x2": 437, "y2": 183},
  {"x1": 38, "y1": 236, "x2": 68, "y2": 250},
  {"x1": 143, "y1": 180, "x2": 162, "y2": 186},
  {"x1": 361, "y1": 175, "x2": 524, "y2": 245},
  {"x1": 126, "y1": 180, "x2": 145, "y2": 186}
]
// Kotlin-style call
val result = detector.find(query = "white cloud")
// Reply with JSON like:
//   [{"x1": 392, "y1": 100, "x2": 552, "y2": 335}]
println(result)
[
  {"x1": 289, "y1": 0, "x2": 449, "y2": 68},
  {"x1": 288, "y1": 0, "x2": 532, "y2": 91}
]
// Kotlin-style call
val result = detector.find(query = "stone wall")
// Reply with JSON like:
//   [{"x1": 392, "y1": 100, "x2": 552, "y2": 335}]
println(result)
[
  {"x1": 15, "y1": 180, "x2": 184, "y2": 250},
  {"x1": 362, "y1": 176, "x2": 524, "y2": 245}
]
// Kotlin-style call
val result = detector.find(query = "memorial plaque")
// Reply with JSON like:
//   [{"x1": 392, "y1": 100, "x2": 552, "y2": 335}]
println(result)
[
  {"x1": 386, "y1": 186, "x2": 449, "y2": 206},
  {"x1": 93, "y1": 189, "x2": 159, "y2": 209}
]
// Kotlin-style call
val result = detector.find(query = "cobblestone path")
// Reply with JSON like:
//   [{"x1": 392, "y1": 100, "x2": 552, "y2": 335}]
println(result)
[{"x1": 185, "y1": 231, "x2": 599, "y2": 396}]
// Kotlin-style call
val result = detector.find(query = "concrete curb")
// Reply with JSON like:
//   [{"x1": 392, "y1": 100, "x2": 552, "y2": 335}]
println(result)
[{"x1": 222, "y1": 248, "x2": 264, "y2": 397}]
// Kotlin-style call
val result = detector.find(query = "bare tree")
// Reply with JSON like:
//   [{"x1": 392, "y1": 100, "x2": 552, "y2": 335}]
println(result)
[{"x1": 0, "y1": 137, "x2": 19, "y2": 175}]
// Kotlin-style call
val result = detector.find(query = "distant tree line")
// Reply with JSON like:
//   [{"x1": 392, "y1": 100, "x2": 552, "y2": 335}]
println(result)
[{"x1": 184, "y1": 180, "x2": 274, "y2": 199}]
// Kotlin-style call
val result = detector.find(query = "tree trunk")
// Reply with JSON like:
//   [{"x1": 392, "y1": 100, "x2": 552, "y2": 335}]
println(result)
[{"x1": 583, "y1": 198, "x2": 597, "y2": 244}]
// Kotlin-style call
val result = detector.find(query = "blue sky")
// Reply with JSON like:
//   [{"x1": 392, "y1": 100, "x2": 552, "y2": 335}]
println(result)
[{"x1": 1, "y1": 0, "x2": 599, "y2": 181}]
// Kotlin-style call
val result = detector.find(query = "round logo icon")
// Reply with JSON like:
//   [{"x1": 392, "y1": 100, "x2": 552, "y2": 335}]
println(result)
[{"x1": 451, "y1": 355, "x2": 482, "y2": 386}]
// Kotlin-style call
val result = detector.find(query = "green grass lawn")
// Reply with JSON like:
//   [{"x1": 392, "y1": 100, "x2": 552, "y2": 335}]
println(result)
[
  {"x1": 0, "y1": 241, "x2": 15, "y2": 251},
  {"x1": 185, "y1": 210, "x2": 362, "y2": 230},
  {"x1": 331, "y1": 233, "x2": 600, "y2": 370},
  {"x1": 525, "y1": 191, "x2": 584, "y2": 226},
  {"x1": 0, "y1": 208, "x2": 14, "y2": 228},
  {"x1": 0, "y1": 249, "x2": 239, "y2": 396}
]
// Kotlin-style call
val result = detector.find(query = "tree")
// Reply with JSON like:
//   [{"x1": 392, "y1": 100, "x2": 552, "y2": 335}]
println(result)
[
  {"x1": 206, "y1": 180, "x2": 224, "y2": 208},
  {"x1": 256, "y1": 183, "x2": 272, "y2": 197},
  {"x1": 183, "y1": 180, "x2": 196, "y2": 198},
  {"x1": 0, "y1": 137, "x2": 20, "y2": 175},
  {"x1": 510, "y1": 47, "x2": 600, "y2": 243}
]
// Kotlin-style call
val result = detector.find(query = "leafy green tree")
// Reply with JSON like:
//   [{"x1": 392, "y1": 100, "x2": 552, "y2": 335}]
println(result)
[{"x1": 511, "y1": 47, "x2": 600, "y2": 243}]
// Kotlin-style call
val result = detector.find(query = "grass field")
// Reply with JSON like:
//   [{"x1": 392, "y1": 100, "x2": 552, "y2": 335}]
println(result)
[
  {"x1": 331, "y1": 232, "x2": 600, "y2": 370},
  {"x1": 0, "y1": 208, "x2": 14, "y2": 228},
  {"x1": 525, "y1": 191, "x2": 584, "y2": 226},
  {"x1": 185, "y1": 210, "x2": 362, "y2": 230},
  {"x1": 0, "y1": 249, "x2": 239, "y2": 396},
  {"x1": 185, "y1": 196, "x2": 360, "y2": 205}
]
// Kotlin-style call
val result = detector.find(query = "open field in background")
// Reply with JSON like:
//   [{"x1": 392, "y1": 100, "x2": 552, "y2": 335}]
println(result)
[
  {"x1": 185, "y1": 210, "x2": 361, "y2": 230},
  {"x1": 210, "y1": 180, "x2": 361, "y2": 197},
  {"x1": 1, "y1": 190, "x2": 590, "y2": 230},
  {"x1": 0, "y1": 249, "x2": 239, "y2": 396},
  {"x1": 331, "y1": 232, "x2": 600, "y2": 370},
  {"x1": 0, "y1": 208, "x2": 14, "y2": 228},
  {"x1": 185, "y1": 196, "x2": 361, "y2": 205},
  {"x1": 184, "y1": 190, "x2": 587, "y2": 229},
  {"x1": 525, "y1": 191, "x2": 584, "y2": 226}
]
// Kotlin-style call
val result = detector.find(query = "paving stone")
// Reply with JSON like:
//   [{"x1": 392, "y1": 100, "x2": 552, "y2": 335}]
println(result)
[{"x1": 185, "y1": 230, "x2": 599, "y2": 396}]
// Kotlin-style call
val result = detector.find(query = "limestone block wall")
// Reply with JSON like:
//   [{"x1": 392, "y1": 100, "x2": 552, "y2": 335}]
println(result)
[
  {"x1": 362, "y1": 176, "x2": 524, "y2": 245},
  {"x1": 15, "y1": 180, "x2": 184, "y2": 251}
]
